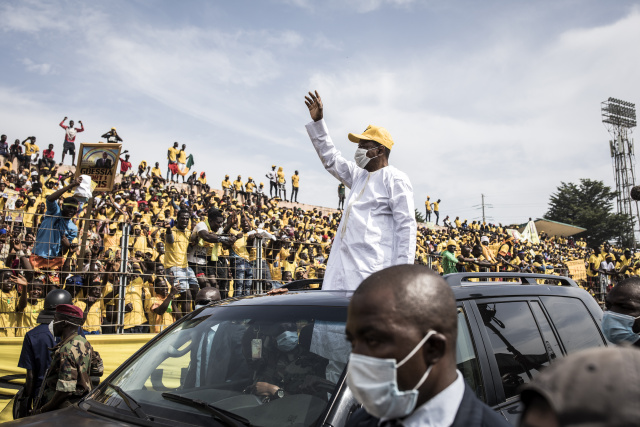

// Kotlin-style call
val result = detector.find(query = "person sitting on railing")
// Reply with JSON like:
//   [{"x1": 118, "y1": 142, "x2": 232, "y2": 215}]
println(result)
[{"x1": 28, "y1": 176, "x2": 82, "y2": 272}]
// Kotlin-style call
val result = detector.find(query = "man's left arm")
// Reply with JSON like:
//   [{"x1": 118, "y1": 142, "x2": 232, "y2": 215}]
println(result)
[
  {"x1": 46, "y1": 176, "x2": 82, "y2": 203},
  {"x1": 77, "y1": 121, "x2": 84, "y2": 132},
  {"x1": 389, "y1": 175, "x2": 417, "y2": 265},
  {"x1": 39, "y1": 346, "x2": 80, "y2": 413}
]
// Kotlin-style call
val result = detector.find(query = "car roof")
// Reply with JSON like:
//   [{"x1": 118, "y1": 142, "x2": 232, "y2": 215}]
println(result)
[
  {"x1": 214, "y1": 290, "x2": 353, "y2": 307},
  {"x1": 212, "y1": 273, "x2": 590, "y2": 308}
]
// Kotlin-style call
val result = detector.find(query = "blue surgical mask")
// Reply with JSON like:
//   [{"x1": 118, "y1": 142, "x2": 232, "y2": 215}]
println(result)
[
  {"x1": 276, "y1": 330, "x2": 298, "y2": 352},
  {"x1": 602, "y1": 311, "x2": 640, "y2": 344}
]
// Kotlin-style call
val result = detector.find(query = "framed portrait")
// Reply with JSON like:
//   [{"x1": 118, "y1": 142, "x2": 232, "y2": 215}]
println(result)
[{"x1": 75, "y1": 143, "x2": 122, "y2": 191}]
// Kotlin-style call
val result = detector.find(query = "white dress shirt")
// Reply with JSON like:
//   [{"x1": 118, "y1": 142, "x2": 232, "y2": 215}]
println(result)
[
  {"x1": 400, "y1": 370, "x2": 465, "y2": 427},
  {"x1": 306, "y1": 119, "x2": 416, "y2": 291}
]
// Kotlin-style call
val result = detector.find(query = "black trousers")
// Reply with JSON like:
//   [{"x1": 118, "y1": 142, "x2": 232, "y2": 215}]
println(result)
[
  {"x1": 269, "y1": 181, "x2": 277, "y2": 197},
  {"x1": 291, "y1": 186, "x2": 298, "y2": 202}
]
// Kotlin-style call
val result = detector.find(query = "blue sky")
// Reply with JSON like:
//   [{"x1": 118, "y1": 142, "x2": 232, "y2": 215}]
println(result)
[{"x1": 2, "y1": 0, "x2": 640, "y2": 224}]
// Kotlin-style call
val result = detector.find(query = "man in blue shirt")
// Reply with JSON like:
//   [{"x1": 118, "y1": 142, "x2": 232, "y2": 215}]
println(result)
[{"x1": 28, "y1": 176, "x2": 82, "y2": 271}]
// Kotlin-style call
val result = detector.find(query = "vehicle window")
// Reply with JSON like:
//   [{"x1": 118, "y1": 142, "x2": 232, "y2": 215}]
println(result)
[
  {"x1": 456, "y1": 308, "x2": 484, "y2": 401},
  {"x1": 88, "y1": 305, "x2": 349, "y2": 427},
  {"x1": 477, "y1": 302, "x2": 550, "y2": 400},
  {"x1": 540, "y1": 296, "x2": 606, "y2": 353},
  {"x1": 529, "y1": 302, "x2": 562, "y2": 361}
]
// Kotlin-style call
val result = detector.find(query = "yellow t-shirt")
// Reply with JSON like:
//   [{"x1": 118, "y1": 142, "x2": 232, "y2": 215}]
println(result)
[
  {"x1": 24, "y1": 142, "x2": 40, "y2": 156},
  {"x1": 432, "y1": 202, "x2": 439, "y2": 212},
  {"x1": 151, "y1": 167, "x2": 162, "y2": 177},
  {"x1": 76, "y1": 300, "x2": 105, "y2": 332},
  {"x1": 587, "y1": 254, "x2": 602, "y2": 277},
  {"x1": 167, "y1": 146, "x2": 179, "y2": 162},
  {"x1": 425, "y1": 201, "x2": 431, "y2": 211},
  {"x1": 17, "y1": 299, "x2": 45, "y2": 337},
  {"x1": 233, "y1": 180, "x2": 244, "y2": 191},
  {"x1": 124, "y1": 277, "x2": 146, "y2": 329},
  {"x1": 246, "y1": 182, "x2": 256, "y2": 192},
  {"x1": 221, "y1": 180, "x2": 231, "y2": 189},
  {"x1": 229, "y1": 229, "x2": 253, "y2": 261},
  {"x1": 277, "y1": 171, "x2": 285, "y2": 184},
  {"x1": 291, "y1": 175, "x2": 300, "y2": 188},
  {"x1": 0, "y1": 289, "x2": 18, "y2": 337},
  {"x1": 177, "y1": 150, "x2": 187, "y2": 164},
  {"x1": 164, "y1": 229, "x2": 191, "y2": 268},
  {"x1": 150, "y1": 295, "x2": 174, "y2": 333}
]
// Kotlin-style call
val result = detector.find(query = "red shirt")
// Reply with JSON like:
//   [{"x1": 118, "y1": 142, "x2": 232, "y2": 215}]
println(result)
[
  {"x1": 120, "y1": 159, "x2": 132, "y2": 173},
  {"x1": 43, "y1": 149, "x2": 55, "y2": 159}
]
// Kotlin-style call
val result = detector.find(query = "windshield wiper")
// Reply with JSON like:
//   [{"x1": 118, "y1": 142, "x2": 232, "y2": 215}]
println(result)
[
  {"x1": 105, "y1": 382, "x2": 150, "y2": 420},
  {"x1": 161, "y1": 392, "x2": 251, "y2": 427}
]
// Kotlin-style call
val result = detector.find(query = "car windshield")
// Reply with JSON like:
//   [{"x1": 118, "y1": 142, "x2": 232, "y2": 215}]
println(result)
[{"x1": 87, "y1": 303, "x2": 350, "y2": 427}]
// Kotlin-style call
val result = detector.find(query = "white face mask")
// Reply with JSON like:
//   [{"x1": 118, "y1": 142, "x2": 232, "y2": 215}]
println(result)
[
  {"x1": 354, "y1": 147, "x2": 379, "y2": 169},
  {"x1": 276, "y1": 330, "x2": 298, "y2": 352},
  {"x1": 48, "y1": 320, "x2": 63, "y2": 337},
  {"x1": 346, "y1": 330, "x2": 436, "y2": 420}
]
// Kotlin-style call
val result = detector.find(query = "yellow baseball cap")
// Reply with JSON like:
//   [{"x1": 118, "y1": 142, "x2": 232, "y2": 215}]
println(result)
[{"x1": 348, "y1": 124, "x2": 394, "y2": 150}]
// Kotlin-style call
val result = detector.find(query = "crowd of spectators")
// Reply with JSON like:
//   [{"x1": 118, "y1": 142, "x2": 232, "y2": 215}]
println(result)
[{"x1": 0, "y1": 122, "x2": 634, "y2": 337}]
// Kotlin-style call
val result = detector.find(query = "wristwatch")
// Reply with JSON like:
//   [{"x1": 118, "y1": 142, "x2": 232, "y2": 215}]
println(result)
[{"x1": 276, "y1": 388, "x2": 285, "y2": 399}]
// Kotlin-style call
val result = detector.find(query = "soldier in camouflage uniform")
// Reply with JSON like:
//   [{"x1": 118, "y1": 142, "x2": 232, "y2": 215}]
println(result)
[{"x1": 33, "y1": 304, "x2": 93, "y2": 414}]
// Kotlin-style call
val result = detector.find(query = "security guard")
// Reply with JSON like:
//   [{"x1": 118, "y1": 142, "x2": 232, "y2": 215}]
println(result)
[
  {"x1": 15, "y1": 289, "x2": 72, "y2": 418},
  {"x1": 33, "y1": 304, "x2": 93, "y2": 414}
]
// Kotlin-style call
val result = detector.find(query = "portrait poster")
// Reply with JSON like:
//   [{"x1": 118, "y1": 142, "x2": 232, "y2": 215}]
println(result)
[{"x1": 75, "y1": 143, "x2": 121, "y2": 191}]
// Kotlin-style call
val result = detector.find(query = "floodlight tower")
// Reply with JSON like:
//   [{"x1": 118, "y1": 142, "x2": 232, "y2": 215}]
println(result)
[{"x1": 601, "y1": 97, "x2": 638, "y2": 244}]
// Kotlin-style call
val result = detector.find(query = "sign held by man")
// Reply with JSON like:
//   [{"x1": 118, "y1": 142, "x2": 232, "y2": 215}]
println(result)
[{"x1": 75, "y1": 143, "x2": 121, "y2": 191}]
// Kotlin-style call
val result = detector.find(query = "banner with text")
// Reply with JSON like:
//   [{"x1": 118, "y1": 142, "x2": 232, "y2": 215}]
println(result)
[{"x1": 75, "y1": 143, "x2": 121, "y2": 191}]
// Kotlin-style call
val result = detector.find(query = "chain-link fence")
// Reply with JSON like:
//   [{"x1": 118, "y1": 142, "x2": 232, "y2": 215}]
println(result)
[{"x1": 0, "y1": 205, "x2": 330, "y2": 336}]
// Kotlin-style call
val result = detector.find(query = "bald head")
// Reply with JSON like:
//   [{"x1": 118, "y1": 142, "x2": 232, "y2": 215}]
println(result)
[
  {"x1": 195, "y1": 287, "x2": 221, "y2": 305},
  {"x1": 347, "y1": 264, "x2": 460, "y2": 406},
  {"x1": 353, "y1": 264, "x2": 457, "y2": 342}
]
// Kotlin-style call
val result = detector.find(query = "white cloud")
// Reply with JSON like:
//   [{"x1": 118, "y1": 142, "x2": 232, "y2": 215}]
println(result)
[
  {"x1": 278, "y1": 0, "x2": 419, "y2": 13},
  {"x1": 303, "y1": 9, "x2": 640, "y2": 221},
  {"x1": 22, "y1": 58, "x2": 56, "y2": 75},
  {"x1": 2, "y1": 0, "x2": 639, "y2": 223}
]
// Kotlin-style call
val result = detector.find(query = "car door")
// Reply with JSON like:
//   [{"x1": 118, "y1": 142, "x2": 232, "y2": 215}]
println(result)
[{"x1": 469, "y1": 298, "x2": 556, "y2": 425}]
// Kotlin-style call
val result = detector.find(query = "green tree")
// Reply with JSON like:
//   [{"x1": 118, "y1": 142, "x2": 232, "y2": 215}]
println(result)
[
  {"x1": 415, "y1": 208, "x2": 425, "y2": 223},
  {"x1": 545, "y1": 179, "x2": 635, "y2": 247}
]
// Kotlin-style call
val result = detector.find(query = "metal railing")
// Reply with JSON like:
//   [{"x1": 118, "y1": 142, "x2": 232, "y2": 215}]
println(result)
[{"x1": 0, "y1": 206, "x2": 332, "y2": 336}]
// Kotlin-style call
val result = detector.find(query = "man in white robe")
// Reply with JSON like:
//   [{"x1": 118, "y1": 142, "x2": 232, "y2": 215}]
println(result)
[{"x1": 304, "y1": 91, "x2": 416, "y2": 291}]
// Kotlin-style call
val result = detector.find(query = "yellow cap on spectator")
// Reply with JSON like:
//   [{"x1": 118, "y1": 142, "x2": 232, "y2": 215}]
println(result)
[{"x1": 348, "y1": 125, "x2": 394, "y2": 150}]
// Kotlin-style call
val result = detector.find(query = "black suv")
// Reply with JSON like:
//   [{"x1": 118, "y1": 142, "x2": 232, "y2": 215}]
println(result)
[{"x1": 8, "y1": 272, "x2": 607, "y2": 426}]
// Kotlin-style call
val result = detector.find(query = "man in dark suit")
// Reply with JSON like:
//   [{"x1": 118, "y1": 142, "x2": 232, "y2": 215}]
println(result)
[
  {"x1": 95, "y1": 152, "x2": 112, "y2": 168},
  {"x1": 345, "y1": 264, "x2": 510, "y2": 427}
]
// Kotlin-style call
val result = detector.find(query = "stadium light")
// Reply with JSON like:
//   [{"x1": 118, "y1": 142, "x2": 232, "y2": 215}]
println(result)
[{"x1": 602, "y1": 97, "x2": 637, "y2": 129}]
